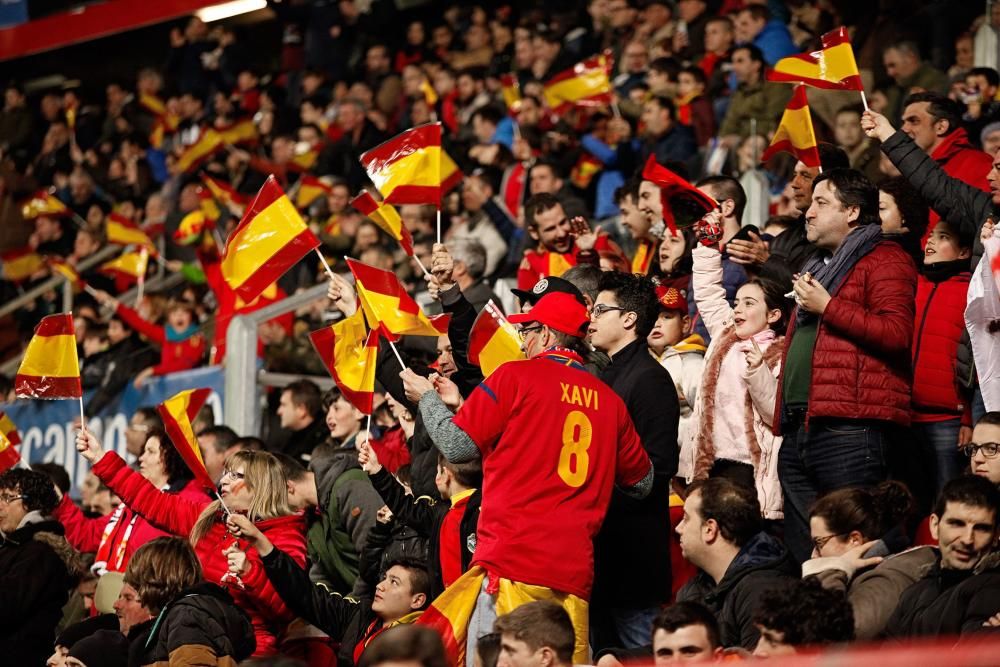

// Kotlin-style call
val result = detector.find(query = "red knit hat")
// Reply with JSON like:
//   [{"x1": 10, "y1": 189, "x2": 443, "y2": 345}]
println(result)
[{"x1": 508, "y1": 292, "x2": 590, "y2": 338}]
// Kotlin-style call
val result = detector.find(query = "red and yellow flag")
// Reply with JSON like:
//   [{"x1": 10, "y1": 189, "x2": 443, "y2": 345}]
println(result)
[
  {"x1": 174, "y1": 211, "x2": 213, "y2": 247},
  {"x1": 175, "y1": 128, "x2": 224, "y2": 173},
  {"x1": 761, "y1": 85, "x2": 820, "y2": 168},
  {"x1": 420, "y1": 78, "x2": 439, "y2": 106},
  {"x1": 1, "y1": 248, "x2": 46, "y2": 283},
  {"x1": 97, "y1": 251, "x2": 149, "y2": 284},
  {"x1": 0, "y1": 430, "x2": 19, "y2": 474},
  {"x1": 768, "y1": 27, "x2": 863, "y2": 91},
  {"x1": 309, "y1": 309, "x2": 379, "y2": 414},
  {"x1": 106, "y1": 213, "x2": 157, "y2": 253},
  {"x1": 543, "y1": 52, "x2": 614, "y2": 113},
  {"x1": 500, "y1": 74, "x2": 521, "y2": 114},
  {"x1": 468, "y1": 300, "x2": 525, "y2": 377},
  {"x1": 351, "y1": 191, "x2": 414, "y2": 256},
  {"x1": 0, "y1": 412, "x2": 21, "y2": 448},
  {"x1": 631, "y1": 238, "x2": 655, "y2": 275},
  {"x1": 201, "y1": 174, "x2": 249, "y2": 208},
  {"x1": 441, "y1": 150, "x2": 463, "y2": 195},
  {"x1": 221, "y1": 175, "x2": 321, "y2": 303},
  {"x1": 157, "y1": 388, "x2": 216, "y2": 490},
  {"x1": 47, "y1": 258, "x2": 84, "y2": 290},
  {"x1": 218, "y1": 118, "x2": 258, "y2": 146},
  {"x1": 347, "y1": 258, "x2": 450, "y2": 337},
  {"x1": 360, "y1": 123, "x2": 451, "y2": 206},
  {"x1": 642, "y1": 155, "x2": 718, "y2": 235},
  {"x1": 289, "y1": 142, "x2": 322, "y2": 173},
  {"x1": 15, "y1": 314, "x2": 82, "y2": 399},
  {"x1": 296, "y1": 175, "x2": 334, "y2": 209},
  {"x1": 570, "y1": 153, "x2": 602, "y2": 189},
  {"x1": 22, "y1": 191, "x2": 70, "y2": 219}
]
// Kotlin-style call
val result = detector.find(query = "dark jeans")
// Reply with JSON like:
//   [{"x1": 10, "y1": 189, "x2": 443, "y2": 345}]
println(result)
[{"x1": 779, "y1": 418, "x2": 889, "y2": 563}]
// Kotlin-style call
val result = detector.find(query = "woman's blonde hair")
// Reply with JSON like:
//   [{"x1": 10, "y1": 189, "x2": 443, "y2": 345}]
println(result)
[
  {"x1": 124, "y1": 536, "x2": 202, "y2": 614},
  {"x1": 189, "y1": 449, "x2": 292, "y2": 545}
]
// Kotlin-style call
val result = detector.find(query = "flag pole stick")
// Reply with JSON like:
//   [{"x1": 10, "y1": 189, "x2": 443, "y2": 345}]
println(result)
[
  {"x1": 860, "y1": 90, "x2": 869, "y2": 112},
  {"x1": 82, "y1": 284, "x2": 100, "y2": 299},
  {"x1": 436, "y1": 209, "x2": 442, "y2": 244},
  {"x1": 412, "y1": 254, "x2": 433, "y2": 280},
  {"x1": 315, "y1": 248, "x2": 338, "y2": 282},
  {"x1": 214, "y1": 489, "x2": 233, "y2": 516},
  {"x1": 78, "y1": 397, "x2": 87, "y2": 432},
  {"x1": 365, "y1": 413, "x2": 372, "y2": 447},
  {"x1": 611, "y1": 101, "x2": 622, "y2": 118},
  {"x1": 387, "y1": 338, "x2": 408, "y2": 370}
]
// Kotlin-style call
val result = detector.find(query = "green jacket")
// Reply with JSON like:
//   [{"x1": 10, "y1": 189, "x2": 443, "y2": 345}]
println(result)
[
  {"x1": 884, "y1": 63, "x2": 949, "y2": 123},
  {"x1": 718, "y1": 80, "x2": 792, "y2": 139},
  {"x1": 307, "y1": 434, "x2": 385, "y2": 596}
]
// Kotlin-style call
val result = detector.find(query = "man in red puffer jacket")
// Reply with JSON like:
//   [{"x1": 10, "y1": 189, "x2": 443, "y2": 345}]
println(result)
[
  {"x1": 773, "y1": 169, "x2": 917, "y2": 564},
  {"x1": 909, "y1": 219, "x2": 974, "y2": 507}
]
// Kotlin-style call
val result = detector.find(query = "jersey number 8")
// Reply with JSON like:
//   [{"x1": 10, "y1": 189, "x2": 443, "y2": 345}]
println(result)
[{"x1": 558, "y1": 410, "x2": 593, "y2": 487}]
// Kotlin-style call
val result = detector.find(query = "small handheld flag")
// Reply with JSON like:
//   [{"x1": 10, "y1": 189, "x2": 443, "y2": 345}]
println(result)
[
  {"x1": 360, "y1": 123, "x2": 446, "y2": 206},
  {"x1": 346, "y1": 258, "x2": 450, "y2": 338},
  {"x1": 309, "y1": 310, "x2": 379, "y2": 415},
  {"x1": 641, "y1": 156, "x2": 719, "y2": 236},
  {"x1": 468, "y1": 300, "x2": 526, "y2": 377},
  {"x1": 15, "y1": 314, "x2": 82, "y2": 400},
  {"x1": 157, "y1": 388, "x2": 216, "y2": 490},
  {"x1": 542, "y1": 52, "x2": 614, "y2": 114},
  {"x1": 351, "y1": 191, "x2": 415, "y2": 257},
  {"x1": 761, "y1": 86, "x2": 821, "y2": 168},
  {"x1": 768, "y1": 27, "x2": 863, "y2": 92}
]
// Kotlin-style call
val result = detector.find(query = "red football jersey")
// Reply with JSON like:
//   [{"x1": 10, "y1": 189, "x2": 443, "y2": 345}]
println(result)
[{"x1": 452, "y1": 349, "x2": 651, "y2": 598}]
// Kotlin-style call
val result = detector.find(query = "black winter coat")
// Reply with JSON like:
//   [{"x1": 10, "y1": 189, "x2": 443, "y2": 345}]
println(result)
[
  {"x1": 677, "y1": 531, "x2": 798, "y2": 649},
  {"x1": 369, "y1": 467, "x2": 480, "y2": 598},
  {"x1": 133, "y1": 583, "x2": 255, "y2": 666},
  {"x1": 0, "y1": 518, "x2": 76, "y2": 665},
  {"x1": 592, "y1": 338, "x2": 679, "y2": 608},
  {"x1": 882, "y1": 130, "x2": 994, "y2": 270}
]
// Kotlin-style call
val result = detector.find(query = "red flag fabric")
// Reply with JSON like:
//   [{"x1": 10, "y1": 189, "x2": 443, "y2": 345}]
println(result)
[
  {"x1": 641, "y1": 156, "x2": 718, "y2": 235},
  {"x1": 15, "y1": 314, "x2": 82, "y2": 399},
  {"x1": 308, "y1": 310, "x2": 379, "y2": 414}
]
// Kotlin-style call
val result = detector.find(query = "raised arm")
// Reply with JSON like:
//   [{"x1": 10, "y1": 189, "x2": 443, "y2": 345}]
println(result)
[{"x1": 691, "y1": 240, "x2": 735, "y2": 339}]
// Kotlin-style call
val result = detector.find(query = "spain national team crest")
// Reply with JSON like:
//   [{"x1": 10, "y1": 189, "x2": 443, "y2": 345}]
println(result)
[
  {"x1": 466, "y1": 533, "x2": 477, "y2": 554},
  {"x1": 532, "y1": 278, "x2": 548, "y2": 294}
]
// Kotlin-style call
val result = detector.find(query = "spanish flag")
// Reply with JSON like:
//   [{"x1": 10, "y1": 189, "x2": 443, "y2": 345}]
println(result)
[
  {"x1": 106, "y1": 214, "x2": 157, "y2": 253},
  {"x1": 138, "y1": 93, "x2": 167, "y2": 117},
  {"x1": 347, "y1": 258, "x2": 450, "y2": 338},
  {"x1": 468, "y1": 300, "x2": 525, "y2": 377},
  {"x1": 218, "y1": 118, "x2": 258, "y2": 146},
  {"x1": 417, "y1": 566, "x2": 590, "y2": 666},
  {"x1": 174, "y1": 210, "x2": 212, "y2": 246},
  {"x1": 201, "y1": 174, "x2": 249, "y2": 208},
  {"x1": 441, "y1": 150, "x2": 463, "y2": 195},
  {"x1": 641, "y1": 155, "x2": 718, "y2": 235},
  {"x1": 360, "y1": 123, "x2": 448, "y2": 206},
  {"x1": 1, "y1": 248, "x2": 46, "y2": 283},
  {"x1": 309, "y1": 310, "x2": 379, "y2": 414},
  {"x1": 0, "y1": 411, "x2": 21, "y2": 448},
  {"x1": 157, "y1": 388, "x2": 216, "y2": 490},
  {"x1": 296, "y1": 175, "x2": 333, "y2": 209},
  {"x1": 15, "y1": 314, "x2": 82, "y2": 399},
  {"x1": 631, "y1": 238, "x2": 655, "y2": 275},
  {"x1": 420, "y1": 78, "x2": 439, "y2": 106},
  {"x1": 543, "y1": 52, "x2": 614, "y2": 113},
  {"x1": 761, "y1": 85, "x2": 820, "y2": 168},
  {"x1": 289, "y1": 143, "x2": 322, "y2": 173},
  {"x1": 221, "y1": 175, "x2": 321, "y2": 303},
  {"x1": 351, "y1": 191, "x2": 414, "y2": 256},
  {"x1": 47, "y1": 258, "x2": 84, "y2": 290},
  {"x1": 500, "y1": 74, "x2": 521, "y2": 114},
  {"x1": 97, "y1": 251, "x2": 149, "y2": 285},
  {"x1": 0, "y1": 430, "x2": 19, "y2": 474},
  {"x1": 175, "y1": 128, "x2": 224, "y2": 173},
  {"x1": 22, "y1": 191, "x2": 69, "y2": 219},
  {"x1": 768, "y1": 27, "x2": 863, "y2": 91},
  {"x1": 197, "y1": 185, "x2": 222, "y2": 222}
]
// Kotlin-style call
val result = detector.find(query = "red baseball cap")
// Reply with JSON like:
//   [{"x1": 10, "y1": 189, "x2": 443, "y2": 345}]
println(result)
[
  {"x1": 508, "y1": 292, "x2": 590, "y2": 338},
  {"x1": 655, "y1": 285, "x2": 688, "y2": 314}
]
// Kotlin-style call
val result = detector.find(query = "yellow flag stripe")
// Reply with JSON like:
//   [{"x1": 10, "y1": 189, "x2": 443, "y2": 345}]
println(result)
[
  {"x1": 369, "y1": 146, "x2": 442, "y2": 194},
  {"x1": 18, "y1": 334, "x2": 79, "y2": 378},
  {"x1": 220, "y1": 195, "x2": 307, "y2": 286},
  {"x1": 772, "y1": 43, "x2": 859, "y2": 82}
]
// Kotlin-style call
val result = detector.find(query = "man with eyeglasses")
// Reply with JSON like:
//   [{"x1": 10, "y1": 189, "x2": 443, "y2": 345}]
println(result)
[
  {"x1": 967, "y1": 411, "x2": 1000, "y2": 485},
  {"x1": 0, "y1": 468, "x2": 76, "y2": 664},
  {"x1": 400, "y1": 291, "x2": 653, "y2": 662},
  {"x1": 586, "y1": 271, "x2": 679, "y2": 652}
]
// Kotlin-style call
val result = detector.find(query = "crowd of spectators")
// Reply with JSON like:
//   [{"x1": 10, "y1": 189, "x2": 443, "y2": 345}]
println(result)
[{"x1": 3, "y1": 0, "x2": 1000, "y2": 665}]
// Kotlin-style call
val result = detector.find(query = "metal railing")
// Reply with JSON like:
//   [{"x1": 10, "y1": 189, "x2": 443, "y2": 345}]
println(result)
[{"x1": 224, "y1": 281, "x2": 330, "y2": 436}]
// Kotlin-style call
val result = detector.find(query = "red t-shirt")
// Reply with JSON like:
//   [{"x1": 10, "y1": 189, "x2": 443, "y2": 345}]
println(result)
[{"x1": 452, "y1": 349, "x2": 651, "y2": 598}]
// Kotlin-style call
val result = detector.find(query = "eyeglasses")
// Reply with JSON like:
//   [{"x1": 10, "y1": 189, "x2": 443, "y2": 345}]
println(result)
[
  {"x1": 811, "y1": 533, "x2": 847, "y2": 553},
  {"x1": 963, "y1": 442, "x2": 1000, "y2": 458},
  {"x1": 221, "y1": 469, "x2": 245, "y2": 481},
  {"x1": 591, "y1": 303, "x2": 627, "y2": 319},
  {"x1": 0, "y1": 493, "x2": 24, "y2": 505},
  {"x1": 517, "y1": 325, "x2": 544, "y2": 342}
]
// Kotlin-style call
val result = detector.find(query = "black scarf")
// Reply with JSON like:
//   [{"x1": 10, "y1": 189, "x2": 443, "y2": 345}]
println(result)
[
  {"x1": 920, "y1": 258, "x2": 970, "y2": 283},
  {"x1": 796, "y1": 223, "x2": 884, "y2": 326}
]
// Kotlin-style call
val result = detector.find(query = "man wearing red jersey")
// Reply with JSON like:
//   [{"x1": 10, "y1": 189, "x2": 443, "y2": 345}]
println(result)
[
  {"x1": 401, "y1": 291, "x2": 653, "y2": 664},
  {"x1": 516, "y1": 193, "x2": 612, "y2": 290}
]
